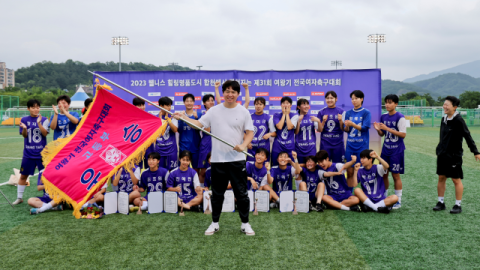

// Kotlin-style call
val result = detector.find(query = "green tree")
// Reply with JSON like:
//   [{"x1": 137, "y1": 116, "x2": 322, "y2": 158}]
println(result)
[{"x1": 459, "y1": 91, "x2": 480, "y2": 109}]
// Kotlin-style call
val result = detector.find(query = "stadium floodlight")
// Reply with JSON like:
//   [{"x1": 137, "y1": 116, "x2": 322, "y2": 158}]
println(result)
[
  {"x1": 331, "y1": 60, "x2": 342, "y2": 70},
  {"x1": 197, "y1": 66, "x2": 202, "y2": 70},
  {"x1": 112, "y1": 36, "x2": 129, "y2": 71},
  {"x1": 367, "y1": 34, "x2": 386, "y2": 69}
]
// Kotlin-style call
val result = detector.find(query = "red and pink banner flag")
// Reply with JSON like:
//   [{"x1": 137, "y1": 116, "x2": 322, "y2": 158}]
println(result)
[{"x1": 41, "y1": 87, "x2": 165, "y2": 218}]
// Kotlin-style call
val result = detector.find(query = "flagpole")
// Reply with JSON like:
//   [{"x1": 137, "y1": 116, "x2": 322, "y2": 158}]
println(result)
[{"x1": 88, "y1": 71, "x2": 254, "y2": 158}]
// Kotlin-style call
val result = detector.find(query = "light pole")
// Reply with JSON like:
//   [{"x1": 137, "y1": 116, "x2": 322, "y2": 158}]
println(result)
[
  {"x1": 197, "y1": 66, "x2": 202, "y2": 70},
  {"x1": 112, "y1": 37, "x2": 129, "y2": 71},
  {"x1": 331, "y1": 60, "x2": 342, "y2": 70},
  {"x1": 168, "y1": 62, "x2": 178, "y2": 71},
  {"x1": 367, "y1": 34, "x2": 386, "y2": 69}
]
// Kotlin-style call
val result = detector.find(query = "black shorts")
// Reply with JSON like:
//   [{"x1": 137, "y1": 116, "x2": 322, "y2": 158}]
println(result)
[{"x1": 436, "y1": 155, "x2": 463, "y2": 179}]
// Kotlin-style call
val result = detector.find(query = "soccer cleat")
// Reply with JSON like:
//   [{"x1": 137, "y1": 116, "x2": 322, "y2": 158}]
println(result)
[
  {"x1": 309, "y1": 202, "x2": 317, "y2": 212},
  {"x1": 350, "y1": 204, "x2": 362, "y2": 212},
  {"x1": 359, "y1": 203, "x2": 371, "y2": 212},
  {"x1": 241, "y1": 223, "x2": 255, "y2": 236},
  {"x1": 205, "y1": 222, "x2": 219, "y2": 235},
  {"x1": 30, "y1": 208, "x2": 39, "y2": 215},
  {"x1": 129, "y1": 206, "x2": 139, "y2": 212},
  {"x1": 53, "y1": 205, "x2": 63, "y2": 211},
  {"x1": 315, "y1": 203, "x2": 324, "y2": 212},
  {"x1": 392, "y1": 202, "x2": 401, "y2": 209},
  {"x1": 450, "y1": 205, "x2": 462, "y2": 214},
  {"x1": 433, "y1": 202, "x2": 446, "y2": 211},
  {"x1": 270, "y1": 201, "x2": 279, "y2": 209},
  {"x1": 12, "y1": 198, "x2": 23, "y2": 205},
  {"x1": 377, "y1": 206, "x2": 392, "y2": 214}
]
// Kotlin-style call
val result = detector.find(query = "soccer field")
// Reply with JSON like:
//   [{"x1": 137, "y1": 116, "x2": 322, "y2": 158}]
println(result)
[{"x1": 1, "y1": 127, "x2": 480, "y2": 269}]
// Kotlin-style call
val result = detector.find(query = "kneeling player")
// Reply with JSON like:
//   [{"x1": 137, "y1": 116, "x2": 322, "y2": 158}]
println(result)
[
  {"x1": 111, "y1": 164, "x2": 141, "y2": 203},
  {"x1": 28, "y1": 172, "x2": 63, "y2": 214},
  {"x1": 298, "y1": 156, "x2": 326, "y2": 212},
  {"x1": 353, "y1": 150, "x2": 398, "y2": 214},
  {"x1": 132, "y1": 152, "x2": 170, "y2": 212},
  {"x1": 266, "y1": 151, "x2": 302, "y2": 208},
  {"x1": 317, "y1": 150, "x2": 361, "y2": 212},
  {"x1": 167, "y1": 150, "x2": 203, "y2": 210}
]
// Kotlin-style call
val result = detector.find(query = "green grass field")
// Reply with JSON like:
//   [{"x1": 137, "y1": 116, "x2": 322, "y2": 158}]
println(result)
[{"x1": 1, "y1": 127, "x2": 480, "y2": 269}]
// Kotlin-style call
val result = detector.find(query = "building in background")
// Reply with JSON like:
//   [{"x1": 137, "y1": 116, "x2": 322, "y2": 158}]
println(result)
[
  {"x1": 76, "y1": 84, "x2": 93, "y2": 94},
  {"x1": 0, "y1": 62, "x2": 15, "y2": 89}
]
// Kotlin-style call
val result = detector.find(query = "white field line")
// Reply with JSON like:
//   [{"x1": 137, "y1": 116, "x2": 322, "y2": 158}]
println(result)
[
  {"x1": 0, "y1": 157, "x2": 22, "y2": 160},
  {"x1": 0, "y1": 137, "x2": 23, "y2": 140}
]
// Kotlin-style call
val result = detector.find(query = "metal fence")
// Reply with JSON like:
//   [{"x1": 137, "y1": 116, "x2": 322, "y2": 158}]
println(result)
[
  {"x1": 398, "y1": 99, "x2": 426, "y2": 107},
  {"x1": 1, "y1": 95, "x2": 19, "y2": 110},
  {"x1": 382, "y1": 107, "x2": 480, "y2": 127},
  {"x1": 1, "y1": 108, "x2": 83, "y2": 127}
]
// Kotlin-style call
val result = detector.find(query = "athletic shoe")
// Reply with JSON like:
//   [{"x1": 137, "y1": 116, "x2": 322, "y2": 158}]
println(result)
[
  {"x1": 315, "y1": 203, "x2": 324, "y2": 212},
  {"x1": 241, "y1": 223, "x2": 255, "y2": 236},
  {"x1": 377, "y1": 206, "x2": 392, "y2": 214},
  {"x1": 270, "y1": 201, "x2": 279, "y2": 209},
  {"x1": 30, "y1": 208, "x2": 39, "y2": 215},
  {"x1": 190, "y1": 205, "x2": 202, "y2": 212},
  {"x1": 205, "y1": 222, "x2": 219, "y2": 235},
  {"x1": 350, "y1": 205, "x2": 362, "y2": 212},
  {"x1": 433, "y1": 202, "x2": 446, "y2": 211},
  {"x1": 12, "y1": 198, "x2": 23, "y2": 205},
  {"x1": 450, "y1": 205, "x2": 462, "y2": 214},
  {"x1": 53, "y1": 205, "x2": 63, "y2": 211},
  {"x1": 309, "y1": 202, "x2": 317, "y2": 212},
  {"x1": 129, "y1": 206, "x2": 139, "y2": 212},
  {"x1": 392, "y1": 202, "x2": 401, "y2": 209},
  {"x1": 359, "y1": 203, "x2": 371, "y2": 212}
]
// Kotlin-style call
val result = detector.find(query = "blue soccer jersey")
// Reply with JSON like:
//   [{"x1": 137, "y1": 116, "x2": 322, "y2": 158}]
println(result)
[
  {"x1": 343, "y1": 107, "x2": 371, "y2": 152},
  {"x1": 139, "y1": 167, "x2": 170, "y2": 195},
  {"x1": 380, "y1": 112, "x2": 406, "y2": 156},
  {"x1": 49, "y1": 112, "x2": 79, "y2": 140},
  {"x1": 322, "y1": 163, "x2": 352, "y2": 198},
  {"x1": 112, "y1": 166, "x2": 141, "y2": 194},
  {"x1": 301, "y1": 166, "x2": 323, "y2": 201},
  {"x1": 178, "y1": 112, "x2": 202, "y2": 153},
  {"x1": 271, "y1": 165, "x2": 298, "y2": 195},
  {"x1": 167, "y1": 167, "x2": 200, "y2": 203},
  {"x1": 295, "y1": 114, "x2": 318, "y2": 158},
  {"x1": 20, "y1": 116, "x2": 49, "y2": 159},
  {"x1": 248, "y1": 113, "x2": 271, "y2": 161},
  {"x1": 246, "y1": 161, "x2": 268, "y2": 190},
  {"x1": 357, "y1": 164, "x2": 387, "y2": 203},
  {"x1": 317, "y1": 106, "x2": 345, "y2": 162}
]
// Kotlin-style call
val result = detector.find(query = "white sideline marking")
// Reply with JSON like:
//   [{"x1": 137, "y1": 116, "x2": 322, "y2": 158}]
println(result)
[
  {"x1": 0, "y1": 157, "x2": 22, "y2": 160},
  {"x1": 0, "y1": 137, "x2": 23, "y2": 140}
]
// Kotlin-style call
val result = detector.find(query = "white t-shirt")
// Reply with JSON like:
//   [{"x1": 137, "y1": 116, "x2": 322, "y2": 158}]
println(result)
[{"x1": 199, "y1": 103, "x2": 254, "y2": 162}]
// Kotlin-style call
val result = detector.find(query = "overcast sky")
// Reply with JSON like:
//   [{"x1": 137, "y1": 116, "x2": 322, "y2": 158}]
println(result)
[{"x1": 1, "y1": 0, "x2": 479, "y2": 81}]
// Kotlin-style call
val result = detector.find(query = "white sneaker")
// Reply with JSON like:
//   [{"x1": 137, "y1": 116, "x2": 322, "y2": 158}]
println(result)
[
  {"x1": 205, "y1": 222, "x2": 219, "y2": 235},
  {"x1": 12, "y1": 198, "x2": 23, "y2": 205},
  {"x1": 241, "y1": 223, "x2": 255, "y2": 236}
]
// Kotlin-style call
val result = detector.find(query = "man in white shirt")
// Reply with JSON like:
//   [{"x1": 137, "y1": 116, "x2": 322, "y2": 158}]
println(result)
[{"x1": 174, "y1": 80, "x2": 255, "y2": 236}]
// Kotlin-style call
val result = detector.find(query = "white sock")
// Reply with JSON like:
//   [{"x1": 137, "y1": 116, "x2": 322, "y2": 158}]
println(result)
[
  {"x1": 82, "y1": 203, "x2": 89, "y2": 209},
  {"x1": 242, "y1": 222, "x2": 249, "y2": 226},
  {"x1": 141, "y1": 201, "x2": 148, "y2": 210},
  {"x1": 340, "y1": 205, "x2": 350, "y2": 211},
  {"x1": 295, "y1": 180, "x2": 302, "y2": 191},
  {"x1": 17, "y1": 185, "x2": 26, "y2": 199},
  {"x1": 384, "y1": 190, "x2": 388, "y2": 198},
  {"x1": 438, "y1": 197, "x2": 444, "y2": 203},
  {"x1": 38, "y1": 202, "x2": 53, "y2": 213},
  {"x1": 375, "y1": 200, "x2": 386, "y2": 208},
  {"x1": 395, "y1": 190, "x2": 402, "y2": 203},
  {"x1": 455, "y1": 200, "x2": 461, "y2": 206},
  {"x1": 364, "y1": 199, "x2": 378, "y2": 211}
]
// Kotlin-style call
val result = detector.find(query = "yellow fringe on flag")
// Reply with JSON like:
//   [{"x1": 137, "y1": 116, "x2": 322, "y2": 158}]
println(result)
[{"x1": 40, "y1": 89, "x2": 168, "y2": 218}]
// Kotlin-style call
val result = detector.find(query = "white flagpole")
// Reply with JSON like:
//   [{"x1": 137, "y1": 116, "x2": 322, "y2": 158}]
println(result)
[{"x1": 88, "y1": 71, "x2": 254, "y2": 158}]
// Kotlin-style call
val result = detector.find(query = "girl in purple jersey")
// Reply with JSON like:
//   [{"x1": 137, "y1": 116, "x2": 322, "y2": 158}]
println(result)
[
  {"x1": 247, "y1": 97, "x2": 276, "y2": 162},
  {"x1": 315, "y1": 91, "x2": 345, "y2": 163},
  {"x1": 298, "y1": 156, "x2": 326, "y2": 211},
  {"x1": 198, "y1": 94, "x2": 215, "y2": 185},
  {"x1": 112, "y1": 164, "x2": 141, "y2": 204},
  {"x1": 295, "y1": 99, "x2": 318, "y2": 166},
  {"x1": 167, "y1": 150, "x2": 203, "y2": 211},
  {"x1": 28, "y1": 172, "x2": 64, "y2": 215},
  {"x1": 156, "y1": 97, "x2": 179, "y2": 171},
  {"x1": 269, "y1": 97, "x2": 299, "y2": 166}
]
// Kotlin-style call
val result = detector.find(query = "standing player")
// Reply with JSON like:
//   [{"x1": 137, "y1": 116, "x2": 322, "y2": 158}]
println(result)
[
  {"x1": 178, "y1": 93, "x2": 202, "y2": 171},
  {"x1": 433, "y1": 96, "x2": 480, "y2": 214},
  {"x1": 132, "y1": 97, "x2": 152, "y2": 169},
  {"x1": 13, "y1": 99, "x2": 50, "y2": 205},
  {"x1": 317, "y1": 150, "x2": 361, "y2": 212},
  {"x1": 298, "y1": 156, "x2": 326, "y2": 211},
  {"x1": 353, "y1": 150, "x2": 399, "y2": 214},
  {"x1": 49, "y1": 95, "x2": 79, "y2": 140},
  {"x1": 374, "y1": 94, "x2": 406, "y2": 209},
  {"x1": 343, "y1": 90, "x2": 371, "y2": 181},
  {"x1": 248, "y1": 97, "x2": 275, "y2": 162},
  {"x1": 156, "y1": 97, "x2": 179, "y2": 171},
  {"x1": 315, "y1": 91, "x2": 345, "y2": 163},
  {"x1": 167, "y1": 150, "x2": 203, "y2": 211},
  {"x1": 28, "y1": 172, "x2": 63, "y2": 214},
  {"x1": 295, "y1": 99, "x2": 318, "y2": 166},
  {"x1": 266, "y1": 151, "x2": 302, "y2": 208},
  {"x1": 133, "y1": 152, "x2": 170, "y2": 212},
  {"x1": 198, "y1": 94, "x2": 215, "y2": 184},
  {"x1": 269, "y1": 97, "x2": 299, "y2": 166}
]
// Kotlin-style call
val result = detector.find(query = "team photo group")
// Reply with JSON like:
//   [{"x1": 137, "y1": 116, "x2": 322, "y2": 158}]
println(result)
[{"x1": 12, "y1": 78, "x2": 480, "y2": 236}]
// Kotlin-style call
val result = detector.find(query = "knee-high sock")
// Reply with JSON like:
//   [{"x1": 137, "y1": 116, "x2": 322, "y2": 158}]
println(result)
[
  {"x1": 363, "y1": 198, "x2": 378, "y2": 211},
  {"x1": 17, "y1": 185, "x2": 26, "y2": 199},
  {"x1": 38, "y1": 202, "x2": 53, "y2": 213}
]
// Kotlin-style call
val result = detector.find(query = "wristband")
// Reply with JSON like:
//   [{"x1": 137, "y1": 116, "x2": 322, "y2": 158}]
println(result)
[
  {"x1": 267, "y1": 171, "x2": 270, "y2": 175},
  {"x1": 295, "y1": 159, "x2": 299, "y2": 163}
]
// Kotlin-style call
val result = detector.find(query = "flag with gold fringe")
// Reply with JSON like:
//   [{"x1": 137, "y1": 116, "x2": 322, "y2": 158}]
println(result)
[{"x1": 41, "y1": 84, "x2": 167, "y2": 218}]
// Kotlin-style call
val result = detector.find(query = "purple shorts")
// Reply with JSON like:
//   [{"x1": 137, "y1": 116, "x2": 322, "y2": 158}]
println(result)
[
  {"x1": 321, "y1": 143, "x2": 345, "y2": 164},
  {"x1": 329, "y1": 192, "x2": 352, "y2": 203},
  {"x1": 159, "y1": 152, "x2": 178, "y2": 171},
  {"x1": 381, "y1": 152, "x2": 405, "y2": 174},
  {"x1": 37, "y1": 195, "x2": 51, "y2": 204},
  {"x1": 198, "y1": 150, "x2": 210, "y2": 169},
  {"x1": 20, "y1": 158, "x2": 44, "y2": 176}
]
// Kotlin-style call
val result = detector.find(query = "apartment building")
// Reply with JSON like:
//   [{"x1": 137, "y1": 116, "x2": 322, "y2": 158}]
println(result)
[{"x1": 0, "y1": 62, "x2": 15, "y2": 89}]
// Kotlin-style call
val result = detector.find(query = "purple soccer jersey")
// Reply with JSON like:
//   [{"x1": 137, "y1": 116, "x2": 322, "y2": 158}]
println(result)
[
  {"x1": 270, "y1": 112, "x2": 298, "y2": 155},
  {"x1": 156, "y1": 116, "x2": 178, "y2": 155},
  {"x1": 357, "y1": 164, "x2": 387, "y2": 203},
  {"x1": 167, "y1": 167, "x2": 200, "y2": 203},
  {"x1": 248, "y1": 113, "x2": 271, "y2": 161},
  {"x1": 380, "y1": 112, "x2": 406, "y2": 156},
  {"x1": 271, "y1": 165, "x2": 298, "y2": 195},
  {"x1": 295, "y1": 114, "x2": 318, "y2": 157},
  {"x1": 36, "y1": 172, "x2": 50, "y2": 201},
  {"x1": 139, "y1": 167, "x2": 170, "y2": 195},
  {"x1": 322, "y1": 163, "x2": 352, "y2": 198},
  {"x1": 198, "y1": 130, "x2": 212, "y2": 167},
  {"x1": 317, "y1": 107, "x2": 345, "y2": 161},
  {"x1": 204, "y1": 167, "x2": 212, "y2": 188},
  {"x1": 246, "y1": 161, "x2": 268, "y2": 190},
  {"x1": 113, "y1": 166, "x2": 141, "y2": 194},
  {"x1": 301, "y1": 166, "x2": 323, "y2": 201},
  {"x1": 20, "y1": 116, "x2": 49, "y2": 159}
]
